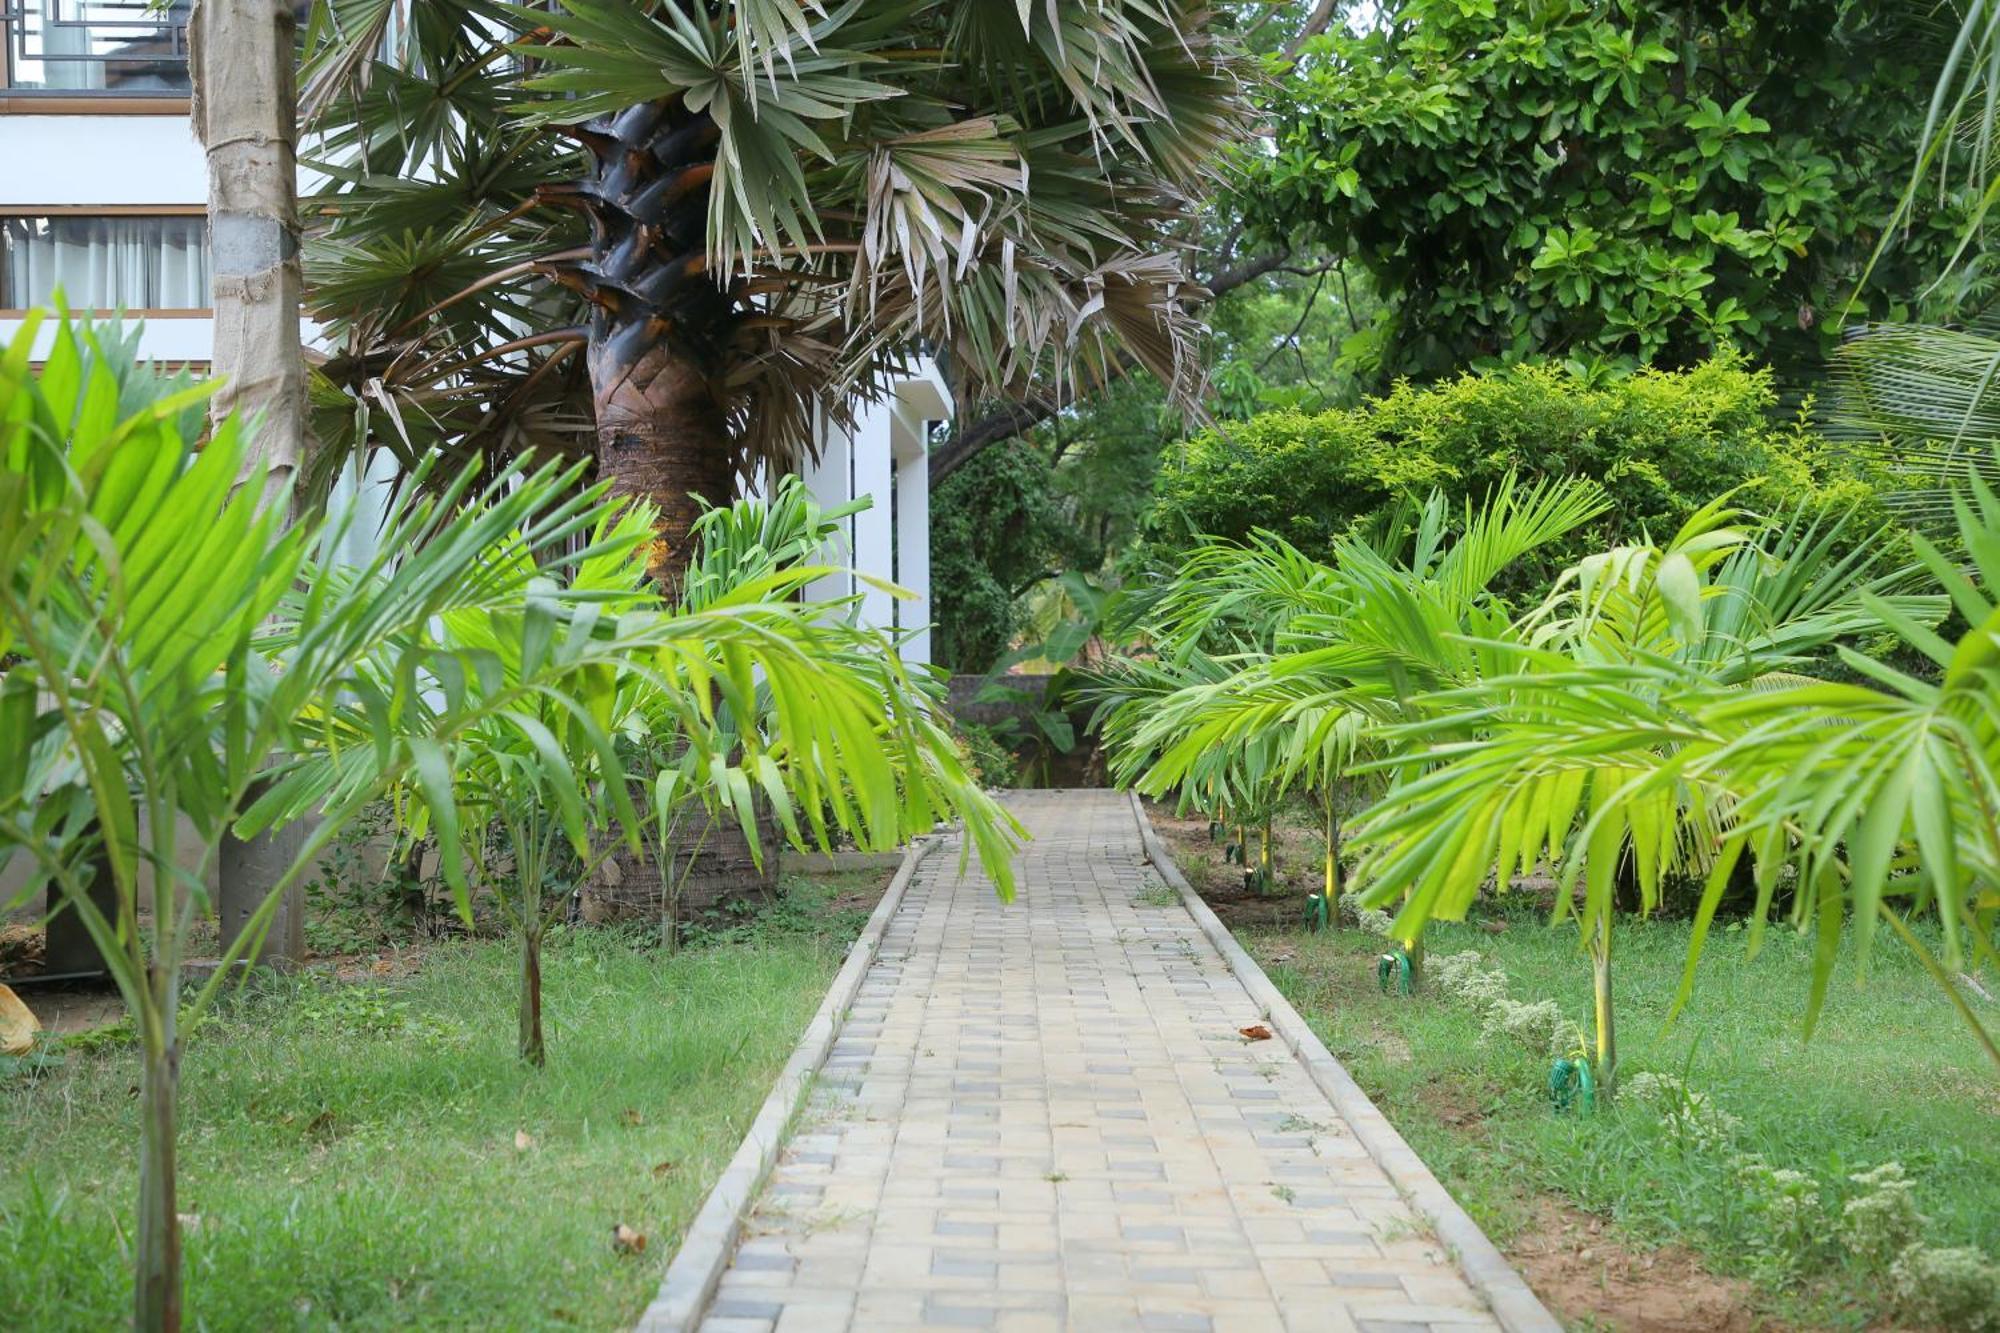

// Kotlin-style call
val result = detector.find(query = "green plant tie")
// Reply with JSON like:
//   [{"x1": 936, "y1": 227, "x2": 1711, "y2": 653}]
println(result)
[
  {"x1": 1548, "y1": 1057, "x2": 1597, "y2": 1115},
  {"x1": 1376, "y1": 949, "x2": 1413, "y2": 996}
]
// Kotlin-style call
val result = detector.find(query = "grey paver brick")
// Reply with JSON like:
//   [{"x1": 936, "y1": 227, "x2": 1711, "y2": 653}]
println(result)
[{"x1": 707, "y1": 1296, "x2": 784, "y2": 1319}]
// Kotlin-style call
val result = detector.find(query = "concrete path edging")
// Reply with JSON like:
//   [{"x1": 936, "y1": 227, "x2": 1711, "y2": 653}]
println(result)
[
  {"x1": 1128, "y1": 793, "x2": 1563, "y2": 1333},
  {"x1": 634, "y1": 836, "x2": 937, "y2": 1333}
]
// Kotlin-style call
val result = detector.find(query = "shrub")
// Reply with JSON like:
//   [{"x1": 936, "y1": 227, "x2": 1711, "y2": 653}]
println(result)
[
  {"x1": 1354, "y1": 906, "x2": 1395, "y2": 937},
  {"x1": 1733, "y1": 1159, "x2": 1824, "y2": 1269},
  {"x1": 1890, "y1": 1245, "x2": 2000, "y2": 1332},
  {"x1": 1140, "y1": 355, "x2": 1877, "y2": 591},
  {"x1": 955, "y1": 721, "x2": 1020, "y2": 789},
  {"x1": 1843, "y1": 1162, "x2": 1928, "y2": 1269},
  {"x1": 1426, "y1": 950, "x2": 1563, "y2": 1053},
  {"x1": 1431, "y1": 950, "x2": 1508, "y2": 1010},
  {"x1": 1621, "y1": 1072, "x2": 1741, "y2": 1149},
  {"x1": 1482, "y1": 997, "x2": 1564, "y2": 1055}
]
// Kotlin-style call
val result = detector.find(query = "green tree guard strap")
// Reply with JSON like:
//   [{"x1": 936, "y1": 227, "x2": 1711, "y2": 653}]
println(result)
[
  {"x1": 1376, "y1": 949, "x2": 1413, "y2": 996},
  {"x1": 1548, "y1": 1057, "x2": 1597, "y2": 1115}
]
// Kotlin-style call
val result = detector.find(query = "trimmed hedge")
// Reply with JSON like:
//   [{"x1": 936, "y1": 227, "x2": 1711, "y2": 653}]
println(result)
[{"x1": 1141, "y1": 356, "x2": 1876, "y2": 590}]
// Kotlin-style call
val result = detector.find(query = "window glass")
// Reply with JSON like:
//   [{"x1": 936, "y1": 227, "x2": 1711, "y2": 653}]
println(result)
[
  {"x1": 4, "y1": 0, "x2": 193, "y2": 94},
  {"x1": 0, "y1": 215, "x2": 210, "y2": 310}
]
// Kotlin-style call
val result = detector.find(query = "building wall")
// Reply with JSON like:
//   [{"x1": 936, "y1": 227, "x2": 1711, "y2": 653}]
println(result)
[
  {"x1": 0, "y1": 110, "x2": 215, "y2": 360},
  {"x1": 0, "y1": 114, "x2": 203, "y2": 206},
  {"x1": 793, "y1": 363, "x2": 950, "y2": 667}
]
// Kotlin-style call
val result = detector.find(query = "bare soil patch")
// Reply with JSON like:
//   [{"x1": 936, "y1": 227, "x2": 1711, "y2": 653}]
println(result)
[
  {"x1": 1144, "y1": 800, "x2": 1323, "y2": 928},
  {"x1": 1512, "y1": 1198, "x2": 1783, "y2": 1333},
  {"x1": 10, "y1": 983, "x2": 122, "y2": 1036},
  {"x1": 1410, "y1": 1073, "x2": 1494, "y2": 1139}
]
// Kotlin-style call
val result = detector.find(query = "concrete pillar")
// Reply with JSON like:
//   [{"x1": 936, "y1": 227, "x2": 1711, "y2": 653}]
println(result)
[
  {"x1": 895, "y1": 425, "x2": 932, "y2": 666},
  {"x1": 217, "y1": 816, "x2": 310, "y2": 969},
  {"x1": 803, "y1": 410, "x2": 855, "y2": 607},
  {"x1": 42, "y1": 845, "x2": 117, "y2": 977}
]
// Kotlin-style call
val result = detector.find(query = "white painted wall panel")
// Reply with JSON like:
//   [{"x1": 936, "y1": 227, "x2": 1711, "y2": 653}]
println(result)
[
  {"x1": 849, "y1": 397, "x2": 896, "y2": 635},
  {"x1": 801, "y1": 411, "x2": 854, "y2": 607},
  {"x1": 895, "y1": 441, "x2": 932, "y2": 666},
  {"x1": 0, "y1": 116, "x2": 205, "y2": 206},
  {"x1": 0, "y1": 312, "x2": 213, "y2": 360}
]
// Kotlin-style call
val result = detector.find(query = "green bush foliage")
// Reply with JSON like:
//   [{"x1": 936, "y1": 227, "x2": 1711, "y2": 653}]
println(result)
[
  {"x1": 1891, "y1": 1245, "x2": 2000, "y2": 1332},
  {"x1": 1140, "y1": 356, "x2": 1871, "y2": 588},
  {"x1": 953, "y1": 721, "x2": 1020, "y2": 789},
  {"x1": 930, "y1": 440, "x2": 1074, "y2": 671},
  {"x1": 1244, "y1": 0, "x2": 1966, "y2": 380},
  {"x1": 1843, "y1": 1163, "x2": 1928, "y2": 1270}
]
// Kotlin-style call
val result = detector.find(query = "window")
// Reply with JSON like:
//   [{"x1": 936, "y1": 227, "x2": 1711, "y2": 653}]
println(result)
[
  {"x1": 0, "y1": 214, "x2": 209, "y2": 312},
  {"x1": 1, "y1": 0, "x2": 192, "y2": 95}
]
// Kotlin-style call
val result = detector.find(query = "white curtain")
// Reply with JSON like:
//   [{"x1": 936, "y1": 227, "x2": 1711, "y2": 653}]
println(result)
[{"x1": 2, "y1": 217, "x2": 209, "y2": 310}]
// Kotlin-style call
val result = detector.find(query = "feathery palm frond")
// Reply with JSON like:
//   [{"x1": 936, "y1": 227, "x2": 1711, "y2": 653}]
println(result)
[{"x1": 1826, "y1": 322, "x2": 2000, "y2": 525}]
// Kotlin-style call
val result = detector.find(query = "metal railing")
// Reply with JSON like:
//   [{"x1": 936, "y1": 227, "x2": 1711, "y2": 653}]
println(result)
[{"x1": 1, "y1": 0, "x2": 192, "y2": 95}]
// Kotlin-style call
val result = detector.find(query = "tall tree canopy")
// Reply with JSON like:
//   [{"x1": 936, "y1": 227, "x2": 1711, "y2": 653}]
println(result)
[
  {"x1": 301, "y1": 1, "x2": 1255, "y2": 584},
  {"x1": 1243, "y1": 0, "x2": 1972, "y2": 382}
]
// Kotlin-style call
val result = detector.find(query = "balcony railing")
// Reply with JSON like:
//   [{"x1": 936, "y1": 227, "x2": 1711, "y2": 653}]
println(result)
[{"x1": 1, "y1": 0, "x2": 192, "y2": 96}]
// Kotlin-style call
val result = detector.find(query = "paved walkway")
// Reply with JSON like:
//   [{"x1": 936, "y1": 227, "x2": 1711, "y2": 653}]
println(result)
[{"x1": 699, "y1": 791, "x2": 1503, "y2": 1333}]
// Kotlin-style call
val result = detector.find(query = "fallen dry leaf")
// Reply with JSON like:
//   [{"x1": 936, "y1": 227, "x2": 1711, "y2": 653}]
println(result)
[
  {"x1": 514, "y1": 1130, "x2": 535, "y2": 1152},
  {"x1": 0, "y1": 984, "x2": 41, "y2": 1057},
  {"x1": 651, "y1": 1161, "x2": 677, "y2": 1179},
  {"x1": 611, "y1": 1223, "x2": 647, "y2": 1255},
  {"x1": 621, "y1": 1108, "x2": 643, "y2": 1127},
  {"x1": 1239, "y1": 1024, "x2": 1274, "y2": 1042}
]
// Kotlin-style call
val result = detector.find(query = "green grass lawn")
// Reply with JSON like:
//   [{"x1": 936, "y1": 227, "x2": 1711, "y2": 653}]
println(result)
[
  {"x1": 1243, "y1": 904, "x2": 2000, "y2": 1327},
  {"x1": 1, "y1": 880, "x2": 875, "y2": 1331}
]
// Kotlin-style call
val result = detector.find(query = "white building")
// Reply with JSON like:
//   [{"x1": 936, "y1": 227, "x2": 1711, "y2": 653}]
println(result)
[{"x1": 0, "y1": 0, "x2": 940, "y2": 663}]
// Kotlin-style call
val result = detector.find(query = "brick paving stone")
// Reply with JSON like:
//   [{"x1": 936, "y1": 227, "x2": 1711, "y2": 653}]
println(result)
[{"x1": 696, "y1": 792, "x2": 1504, "y2": 1333}]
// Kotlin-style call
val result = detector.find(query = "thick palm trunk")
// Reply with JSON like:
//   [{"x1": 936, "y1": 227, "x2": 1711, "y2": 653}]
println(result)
[
  {"x1": 136, "y1": 1025, "x2": 181, "y2": 1331},
  {"x1": 191, "y1": 0, "x2": 307, "y2": 499},
  {"x1": 590, "y1": 341, "x2": 734, "y2": 591},
  {"x1": 192, "y1": 0, "x2": 310, "y2": 972}
]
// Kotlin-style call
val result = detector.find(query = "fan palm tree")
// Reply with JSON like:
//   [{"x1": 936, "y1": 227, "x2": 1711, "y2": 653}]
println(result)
[{"x1": 299, "y1": 1, "x2": 1254, "y2": 587}]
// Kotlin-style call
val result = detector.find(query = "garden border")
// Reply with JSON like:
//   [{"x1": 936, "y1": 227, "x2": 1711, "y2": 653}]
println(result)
[
  {"x1": 1128, "y1": 792, "x2": 1562, "y2": 1333},
  {"x1": 634, "y1": 834, "x2": 937, "y2": 1333}
]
